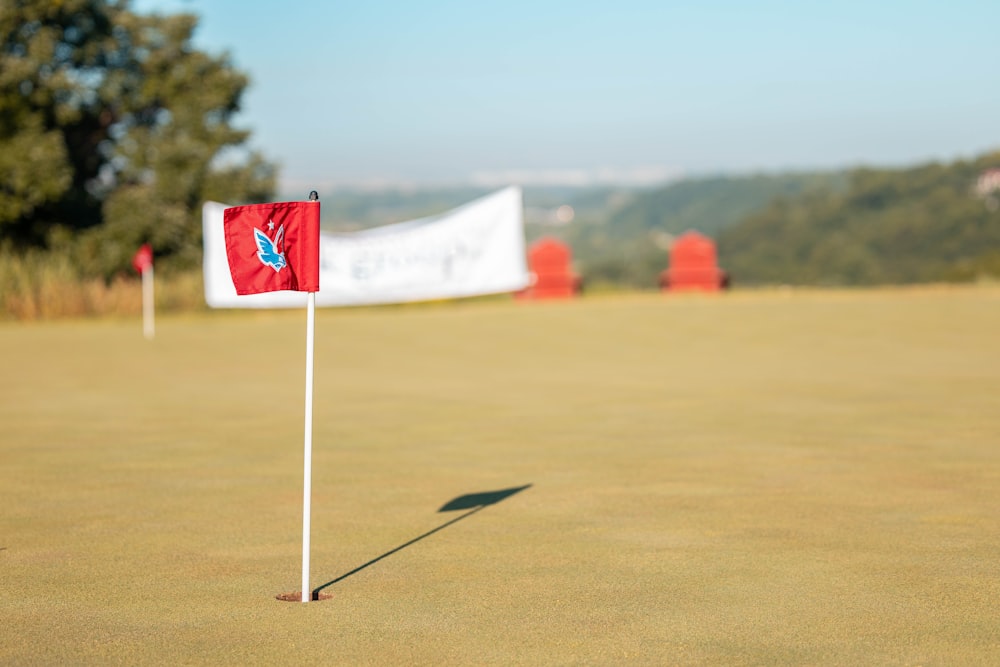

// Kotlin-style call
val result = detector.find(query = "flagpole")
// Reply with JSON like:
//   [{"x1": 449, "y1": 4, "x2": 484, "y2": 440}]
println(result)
[
  {"x1": 301, "y1": 289, "x2": 315, "y2": 602},
  {"x1": 301, "y1": 190, "x2": 319, "y2": 603},
  {"x1": 142, "y1": 265, "x2": 154, "y2": 339}
]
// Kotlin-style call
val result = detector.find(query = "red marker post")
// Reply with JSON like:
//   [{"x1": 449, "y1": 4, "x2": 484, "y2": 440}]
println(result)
[{"x1": 132, "y1": 244, "x2": 154, "y2": 339}]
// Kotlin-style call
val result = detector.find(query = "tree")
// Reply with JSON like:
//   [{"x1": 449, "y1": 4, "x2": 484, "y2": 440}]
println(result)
[
  {"x1": 716, "y1": 151, "x2": 1000, "y2": 286},
  {"x1": 1, "y1": 0, "x2": 275, "y2": 275}
]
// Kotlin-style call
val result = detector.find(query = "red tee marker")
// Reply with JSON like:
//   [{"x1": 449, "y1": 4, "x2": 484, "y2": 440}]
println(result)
[
  {"x1": 518, "y1": 237, "x2": 581, "y2": 299},
  {"x1": 659, "y1": 231, "x2": 728, "y2": 292}
]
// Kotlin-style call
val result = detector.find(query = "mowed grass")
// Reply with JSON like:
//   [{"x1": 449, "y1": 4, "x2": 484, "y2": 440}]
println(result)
[{"x1": 2, "y1": 286, "x2": 999, "y2": 665}]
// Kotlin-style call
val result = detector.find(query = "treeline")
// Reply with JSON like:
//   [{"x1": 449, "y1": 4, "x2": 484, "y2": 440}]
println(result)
[{"x1": 717, "y1": 152, "x2": 1000, "y2": 286}]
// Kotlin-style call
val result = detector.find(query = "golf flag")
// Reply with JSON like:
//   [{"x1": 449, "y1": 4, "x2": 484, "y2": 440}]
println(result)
[
  {"x1": 223, "y1": 201, "x2": 320, "y2": 295},
  {"x1": 223, "y1": 195, "x2": 322, "y2": 603},
  {"x1": 132, "y1": 244, "x2": 155, "y2": 339},
  {"x1": 132, "y1": 244, "x2": 153, "y2": 274}
]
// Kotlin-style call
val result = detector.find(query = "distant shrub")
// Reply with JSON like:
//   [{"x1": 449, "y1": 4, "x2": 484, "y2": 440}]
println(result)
[{"x1": 0, "y1": 248, "x2": 207, "y2": 320}]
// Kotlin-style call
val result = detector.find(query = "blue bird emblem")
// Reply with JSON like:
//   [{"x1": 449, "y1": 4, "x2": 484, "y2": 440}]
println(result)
[{"x1": 254, "y1": 224, "x2": 286, "y2": 272}]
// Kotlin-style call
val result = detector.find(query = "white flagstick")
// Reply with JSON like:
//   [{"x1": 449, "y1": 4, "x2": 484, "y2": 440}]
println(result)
[
  {"x1": 142, "y1": 265, "x2": 154, "y2": 339},
  {"x1": 301, "y1": 289, "x2": 316, "y2": 602}
]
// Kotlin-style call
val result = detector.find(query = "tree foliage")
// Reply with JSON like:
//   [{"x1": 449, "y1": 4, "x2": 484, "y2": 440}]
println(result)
[
  {"x1": 1, "y1": 0, "x2": 275, "y2": 276},
  {"x1": 717, "y1": 152, "x2": 1000, "y2": 286}
]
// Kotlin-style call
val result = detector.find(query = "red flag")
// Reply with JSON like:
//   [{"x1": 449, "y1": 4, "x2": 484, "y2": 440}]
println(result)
[
  {"x1": 132, "y1": 244, "x2": 153, "y2": 274},
  {"x1": 223, "y1": 201, "x2": 320, "y2": 295}
]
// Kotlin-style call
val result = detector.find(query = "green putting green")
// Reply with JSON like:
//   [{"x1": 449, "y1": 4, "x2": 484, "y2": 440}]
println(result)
[{"x1": 2, "y1": 286, "x2": 998, "y2": 665}]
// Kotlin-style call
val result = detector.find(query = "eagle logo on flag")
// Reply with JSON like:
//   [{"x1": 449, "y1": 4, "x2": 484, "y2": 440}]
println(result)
[{"x1": 254, "y1": 224, "x2": 286, "y2": 272}]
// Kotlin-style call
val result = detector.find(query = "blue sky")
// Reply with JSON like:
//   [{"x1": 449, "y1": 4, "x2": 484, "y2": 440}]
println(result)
[{"x1": 134, "y1": 0, "x2": 1000, "y2": 192}]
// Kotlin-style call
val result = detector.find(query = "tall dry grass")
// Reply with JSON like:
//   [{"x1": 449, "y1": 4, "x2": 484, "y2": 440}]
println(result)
[{"x1": 0, "y1": 249, "x2": 207, "y2": 320}]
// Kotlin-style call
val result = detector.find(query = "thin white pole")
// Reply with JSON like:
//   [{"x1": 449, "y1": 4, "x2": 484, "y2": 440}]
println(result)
[
  {"x1": 301, "y1": 290, "x2": 316, "y2": 602},
  {"x1": 142, "y1": 266, "x2": 155, "y2": 339}
]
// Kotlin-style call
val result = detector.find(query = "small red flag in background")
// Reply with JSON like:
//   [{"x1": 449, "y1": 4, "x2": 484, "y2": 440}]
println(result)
[
  {"x1": 132, "y1": 244, "x2": 153, "y2": 274},
  {"x1": 223, "y1": 201, "x2": 320, "y2": 295}
]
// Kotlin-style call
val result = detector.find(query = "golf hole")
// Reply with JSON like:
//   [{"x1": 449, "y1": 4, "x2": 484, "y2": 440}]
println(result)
[{"x1": 275, "y1": 591, "x2": 333, "y2": 602}]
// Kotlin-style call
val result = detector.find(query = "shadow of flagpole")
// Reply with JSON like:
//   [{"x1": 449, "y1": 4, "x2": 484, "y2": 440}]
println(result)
[{"x1": 312, "y1": 484, "x2": 532, "y2": 596}]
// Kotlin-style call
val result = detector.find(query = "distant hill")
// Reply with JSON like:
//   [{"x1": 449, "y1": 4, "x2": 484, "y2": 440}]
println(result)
[
  {"x1": 298, "y1": 151, "x2": 1000, "y2": 290},
  {"x1": 600, "y1": 172, "x2": 846, "y2": 238},
  {"x1": 717, "y1": 151, "x2": 1000, "y2": 286},
  {"x1": 538, "y1": 172, "x2": 846, "y2": 289}
]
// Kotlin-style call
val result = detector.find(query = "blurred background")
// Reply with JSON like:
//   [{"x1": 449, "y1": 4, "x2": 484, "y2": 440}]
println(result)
[{"x1": 3, "y1": 0, "x2": 999, "y2": 317}]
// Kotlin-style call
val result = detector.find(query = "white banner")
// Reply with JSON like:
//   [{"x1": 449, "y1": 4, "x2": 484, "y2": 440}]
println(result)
[{"x1": 203, "y1": 186, "x2": 529, "y2": 308}]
